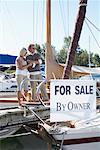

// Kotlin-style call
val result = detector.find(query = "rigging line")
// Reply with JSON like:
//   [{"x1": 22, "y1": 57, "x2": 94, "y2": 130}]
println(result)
[
  {"x1": 33, "y1": 2, "x2": 34, "y2": 42},
  {"x1": 32, "y1": 0, "x2": 34, "y2": 42},
  {"x1": 85, "y1": 17, "x2": 100, "y2": 32},
  {"x1": 85, "y1": 20, "x2": 100, "y2": 49},
  {"x1": 1, "y1": 2, "x2": 12, "y2": 52},
  {"x1": 59, "y1": 0, "x2": 66, "y2": 36},
  {"x1": 67, "y1": 0, "x2": 69, "y2": 37},
  {"x1": 34, "y1": 1, "x2": 39, "y2": 42},
  {"x1": 61, "y1": 0, "x2": 67, "y2": 35},
  {"x1": 3, "y1": 1, "x2": 18, "y2": 47},
  {"x1": 41, "y1": 0, "x2": 45, "y2": 43},
  {"x1": 0, "y1": 0, "x2": 3, "y2": 48}
]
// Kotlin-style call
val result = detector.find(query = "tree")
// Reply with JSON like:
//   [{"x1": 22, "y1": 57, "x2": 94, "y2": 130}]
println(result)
[
  {"x1": 56, "y1": 36, "x2": 71, "y2": 63},
  {"x1": 56, "y1": 48, "x2": 67, "y2": 63},
  {"x1": 93, "y1": 54, "x2": 100, "y2": 67},
  {"x1": 35, "y1": 44, "x2": 45, "y2": 64},
  {"x1": 74, "y1": 49, "x2": 89, "y2": 66}
]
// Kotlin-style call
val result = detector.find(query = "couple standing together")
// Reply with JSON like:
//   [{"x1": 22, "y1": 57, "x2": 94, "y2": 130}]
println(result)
[{"x1": 16, "y1": 44, "x2": 49, "y2": 106}]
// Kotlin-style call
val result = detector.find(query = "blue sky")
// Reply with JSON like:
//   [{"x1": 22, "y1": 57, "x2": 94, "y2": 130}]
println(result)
[{"x1": 0, "y1": 0, "x2": 100, "y2": 56}]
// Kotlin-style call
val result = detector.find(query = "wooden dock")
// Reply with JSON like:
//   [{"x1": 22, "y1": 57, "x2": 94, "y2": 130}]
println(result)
[{"x1": 0, "y1": 93, "x2": 50, "y2": 139}]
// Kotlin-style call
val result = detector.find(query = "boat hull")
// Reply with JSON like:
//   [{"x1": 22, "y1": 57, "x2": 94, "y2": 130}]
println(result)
[
  {"x1": 53, "y1": 134, "x2": 100, "y2": 150},
  {"x1": 62, "y1": 142, "x2": 100, "y2": 150},
  {"x1": 52, "y1": 119, "x2": 100, "y2": 150}
]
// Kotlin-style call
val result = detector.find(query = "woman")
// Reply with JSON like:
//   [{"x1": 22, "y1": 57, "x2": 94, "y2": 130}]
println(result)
[{"x1": 16, "y1": 48, "x2": 32, "y2": 105}]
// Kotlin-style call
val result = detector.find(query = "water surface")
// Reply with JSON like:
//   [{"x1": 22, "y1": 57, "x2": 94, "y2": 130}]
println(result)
[{"x1": 0, "y1": 134, "x2": 50, "y2": 150}]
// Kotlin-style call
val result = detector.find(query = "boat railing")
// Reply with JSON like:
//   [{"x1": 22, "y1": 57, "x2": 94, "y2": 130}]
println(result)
[
  {"x1": 36, "y1": 79, "x2": 50, "y2": 108},
  {"x1": 19, "y1": 77, "x2": 50, "y2": 108},
  {"x1": 20, "y1": 77, "x2": 46, "y2": 91}
]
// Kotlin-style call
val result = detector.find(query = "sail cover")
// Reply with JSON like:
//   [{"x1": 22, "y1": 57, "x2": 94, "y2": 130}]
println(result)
[{"x1": 0, "y1": 54, "x2": 17, "y2": 65}]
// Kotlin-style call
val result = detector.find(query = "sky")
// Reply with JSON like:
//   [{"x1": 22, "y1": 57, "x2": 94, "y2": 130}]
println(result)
[{"x1": 0, "y1": 0, "x2": 100, "y2": 56}]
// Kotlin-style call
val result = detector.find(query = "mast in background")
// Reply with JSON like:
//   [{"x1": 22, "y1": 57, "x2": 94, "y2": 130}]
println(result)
[
  {"x1": 45, "y1": 0, "x2": 52, "y2": 80},
  {"x1": 46, "y1": 0, "x2": 51, "y2": 45},
  {"x1": 62, "y1": 0, "x2": 88, "y2": 79},
  {"x1": 45, "y1": 0, "x2": 63, "y2": 80},
  {"x1": 88, "y1": 35, "x2": 91, "y2": 68}
]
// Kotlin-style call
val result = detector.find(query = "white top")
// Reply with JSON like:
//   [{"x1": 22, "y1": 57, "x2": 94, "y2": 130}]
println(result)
[
  {"x1": 16, "y1": 69, "x2": 28, "y2": 76},
  {"x1": 16, "y1": 56, "x2": 28, "y2": 76}
]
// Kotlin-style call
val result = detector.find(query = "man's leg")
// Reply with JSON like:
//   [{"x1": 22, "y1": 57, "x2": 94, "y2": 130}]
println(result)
[
  {"x1": 30, "y1": 75, "x2": 37, "y2": 101},
  {"x1": 38, "y1": 74, "x2": 49, "y2": 100}
]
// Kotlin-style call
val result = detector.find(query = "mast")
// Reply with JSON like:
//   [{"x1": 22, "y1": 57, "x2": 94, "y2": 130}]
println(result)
[
  {"x1": 45, "y1": 0, "x2": 52, "y2": 80},
  {"x1": 62, "y1": 0, "x2": 88, "y2": 79},
  {"x1": 46, "y1": 0, "x2": 51, "y2": 45},
  {"x1": 45, "y1": 0, "x2": 63, "y2": 80}
]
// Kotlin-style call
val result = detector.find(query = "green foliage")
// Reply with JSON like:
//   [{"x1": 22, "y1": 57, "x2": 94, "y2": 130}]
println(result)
[
  {"x1": 56, "y1": 48, "x2": 67, "y2": 63},
  {"x1": 74, "y1": 49, "x2": 89, "y2": 66},
  {"x1": 56, "y1": 36, "x2": 100, "y2": 67},
  {"x1": 57, "y1": 36, "x2": 71, "y2": 63},
  {"x1": 35, "y1": 44, "x2": 45, "y2": 64},
  {"x1": 35, "y1": 40, "x2": 100, "y2": 67},
  {"x1": 92, "y1": 54, "x2": 100, "y2": 67}
]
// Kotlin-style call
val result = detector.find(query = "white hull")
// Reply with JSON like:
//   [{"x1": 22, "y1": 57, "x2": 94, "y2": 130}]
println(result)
[
  {"x1": 53, "y1": 128, "x2": 100, "y2": 150},
  {"x1": 43, "y1": 113, "x2": 100, "y2": 150},
  {"x1": 62, "y1": 142, "x2": 100, "y2": 150},
  {"x1": 0, "y1": 102, "x2": 18, "y2": 109},
  {"x1": 0, "y1": 95, "x2": 18, "y2": 109},
  {"x1": 0, "y1": 76, "x2": 17, "y2": 92}
]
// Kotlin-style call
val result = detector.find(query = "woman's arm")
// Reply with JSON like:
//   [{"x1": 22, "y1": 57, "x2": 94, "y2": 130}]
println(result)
[{"x1": 17, "y1": 58, "x2": 32, "y2": 70}]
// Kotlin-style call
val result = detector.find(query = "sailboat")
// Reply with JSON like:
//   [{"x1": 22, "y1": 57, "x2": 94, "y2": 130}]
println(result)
[{"x1": 29, "y1": 0, "x2": 100, "y2": 149}]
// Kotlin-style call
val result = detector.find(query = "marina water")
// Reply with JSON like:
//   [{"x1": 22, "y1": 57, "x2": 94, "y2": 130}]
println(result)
[{"x1": 0, "y1": 133, "x2": 52, "y2": 150}]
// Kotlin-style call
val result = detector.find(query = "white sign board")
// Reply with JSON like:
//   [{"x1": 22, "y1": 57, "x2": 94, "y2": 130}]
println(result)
[{"x1": 50, "y1": 80, "x2": 96, "y2": 122}]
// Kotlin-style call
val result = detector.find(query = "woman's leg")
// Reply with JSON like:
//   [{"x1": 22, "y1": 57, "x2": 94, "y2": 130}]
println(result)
[
  {"x1": 23, "y1": 76, "x2": 29, "y2": 101},
  {"x1": 16, "y1": 75, "x2": 24, "y2": 105},
  {"x1": 17, "y1": 91, "x2": 23, "y2": 105}
]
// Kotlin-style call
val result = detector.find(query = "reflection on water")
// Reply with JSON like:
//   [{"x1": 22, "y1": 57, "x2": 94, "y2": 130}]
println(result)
[{"x1": 0, "y1": 134, "x2": 49, "y2": 150}]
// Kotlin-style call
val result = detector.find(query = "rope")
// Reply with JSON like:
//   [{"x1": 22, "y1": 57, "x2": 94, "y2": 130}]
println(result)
[
  {"x1": 86, "y1": 17, "x2": 100, "y2": 32},
  {"x1": 67, "y1": 0, "x2": 69, "y2": 37},
  {"x1": 85, "y1": 20, "x2": 100, "y2": 49},
  {"x1": 41, "y1": 0, "x2": 45, "y2": 43},
  {"x1": 1, "y1": 0, "x2": 32, "y2": 52},
  {"x1": 59, "y1": 0, "x2": 66, "y2": 36},
  {"x1": 79, "y1": 3, "x2": 87, "y2": 7},
  {"x1": 35, "y1": 1, "x2": 39, "y2": 42},
  {"x1": 3, "y1": 1, "x2": 20, "y2": 48},
  {"x1": 60, "y1": 131, "x2": 65, "y2": 150}
]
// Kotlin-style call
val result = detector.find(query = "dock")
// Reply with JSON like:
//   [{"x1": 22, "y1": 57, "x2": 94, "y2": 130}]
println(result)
[{"x1": 0, "y1": 94, "x2": 50, "y2": 139}]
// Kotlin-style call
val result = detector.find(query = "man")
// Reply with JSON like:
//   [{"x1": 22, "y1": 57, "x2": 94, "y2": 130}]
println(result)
[{"x1": 26, "y1": 44, "x2": 49, "y2": 101}]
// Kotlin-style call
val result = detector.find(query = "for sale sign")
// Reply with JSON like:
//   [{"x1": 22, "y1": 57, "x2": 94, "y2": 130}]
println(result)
[{"x1": 50, "y1": 80, "x2": 96, "y2": 122}]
